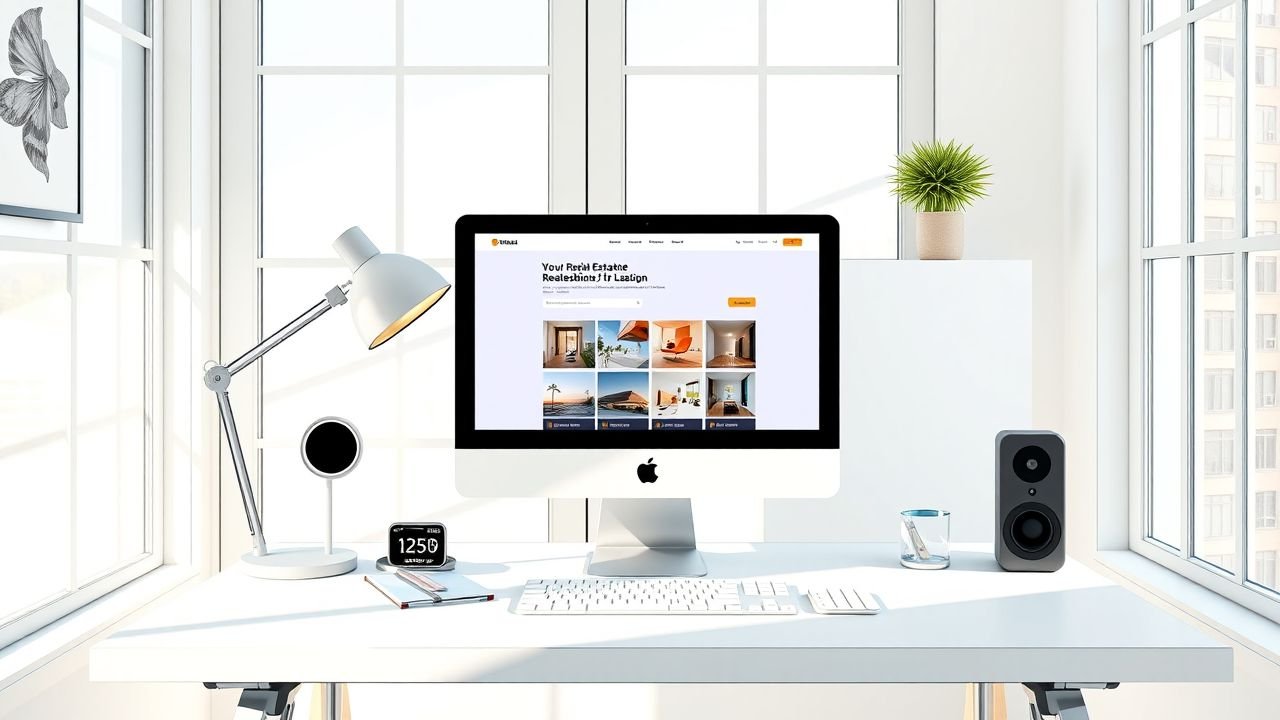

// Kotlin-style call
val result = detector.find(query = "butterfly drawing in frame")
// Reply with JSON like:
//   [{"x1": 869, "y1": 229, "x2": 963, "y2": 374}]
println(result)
[{"x1": 0, "y1": 6, "x2": 70, "y2": 182}]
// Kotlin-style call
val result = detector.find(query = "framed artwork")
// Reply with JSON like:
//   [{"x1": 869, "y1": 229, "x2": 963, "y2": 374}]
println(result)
[{"x1": 0, "y1": 1, "x2": 81, "y2": 222}]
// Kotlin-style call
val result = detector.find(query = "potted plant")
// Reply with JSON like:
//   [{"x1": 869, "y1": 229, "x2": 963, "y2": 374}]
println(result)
[{"x1": 889, "y1": 140, "x2": 991, "y2": 260}]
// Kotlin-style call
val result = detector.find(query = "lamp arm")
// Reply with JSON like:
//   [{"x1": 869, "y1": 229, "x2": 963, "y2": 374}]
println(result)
[{"x1": 203, "y1": 284, "x2": 350, "y2": 557}]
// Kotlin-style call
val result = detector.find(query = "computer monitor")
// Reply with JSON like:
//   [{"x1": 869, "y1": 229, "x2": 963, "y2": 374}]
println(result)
[{"x1": 454, "y1": 215, "x2": 839, "y2": 576}]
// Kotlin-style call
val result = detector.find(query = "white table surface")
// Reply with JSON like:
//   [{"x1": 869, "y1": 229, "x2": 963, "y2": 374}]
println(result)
[{"x1": 89, "y1": 543, "x2": 1232, "y2": 685}]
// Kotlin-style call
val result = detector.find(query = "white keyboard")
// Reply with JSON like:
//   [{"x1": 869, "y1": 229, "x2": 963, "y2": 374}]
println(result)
[{"x1": 516, "y1": 577, "x2": 798, "y2": 615}]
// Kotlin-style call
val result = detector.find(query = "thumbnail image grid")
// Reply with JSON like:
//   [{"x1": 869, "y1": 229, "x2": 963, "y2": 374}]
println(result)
[{"x1": 538, "y1": 319, "x2": 758, "y2": 427}]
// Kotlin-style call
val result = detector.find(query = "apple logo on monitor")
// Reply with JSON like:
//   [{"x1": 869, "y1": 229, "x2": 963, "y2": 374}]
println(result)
[{"x1": 637, "y1": 458, "x2": 658, "y2": 483}]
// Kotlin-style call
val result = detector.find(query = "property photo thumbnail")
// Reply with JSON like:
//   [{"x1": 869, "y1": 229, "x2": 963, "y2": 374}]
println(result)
[
  {"x1": 542, "y1": 371, "x2": 595, "y2": 417},
  {"x1": 597, "y1": 319, "x2": 650, "y2": 368},
  {"x1": 651, "y1": 372, "x2": 703, "y2": 418},
  {"x1": 597, "y1": 372, "x2": 650, "y2": 418},
  {"x1": 707, "y1": 320, "x2": 756, "y2": 368},
  {"x1": 707, "y1": 372, "x2": 755, "y2": 417},
  {"x1": 543, "y1": 320, "x2": 596, "y2": 368},
  {"x1": 651, "y1": 320, "x2": 703, "y2": 368}
]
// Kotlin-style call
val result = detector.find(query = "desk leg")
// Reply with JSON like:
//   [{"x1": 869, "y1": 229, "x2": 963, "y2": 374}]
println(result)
[
  {"x1": 964, "y1": 683, "x2": 1003, "y2": 720},
  {"x1": 1023, "y1": 682, "x2": 1118, "y2": 720}
]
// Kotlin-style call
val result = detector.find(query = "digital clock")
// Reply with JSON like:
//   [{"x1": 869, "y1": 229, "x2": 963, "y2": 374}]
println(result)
[{"x1": 387, "y1": 522, "x2": 448, "y2": 568}]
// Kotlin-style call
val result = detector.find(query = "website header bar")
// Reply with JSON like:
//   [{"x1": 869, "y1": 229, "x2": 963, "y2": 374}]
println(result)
[{"x1": 476, "y1": 233, "x2": 819, "y2": 252}]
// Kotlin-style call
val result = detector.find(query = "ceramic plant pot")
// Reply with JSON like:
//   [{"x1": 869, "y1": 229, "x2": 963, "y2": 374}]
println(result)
[{"x1": 916, "y1": 211, "x2": 965, "y2": 260}]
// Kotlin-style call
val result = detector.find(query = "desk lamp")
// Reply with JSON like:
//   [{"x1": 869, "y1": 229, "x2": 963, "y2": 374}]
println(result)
[{"x1": 204, "y1": 226, "x2": 451, "y2": 579}]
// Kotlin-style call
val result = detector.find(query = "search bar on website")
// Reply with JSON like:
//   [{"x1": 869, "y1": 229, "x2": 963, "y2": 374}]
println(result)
[{"x1": 543, "y1": 298, "x2": 643, "y2": 309}]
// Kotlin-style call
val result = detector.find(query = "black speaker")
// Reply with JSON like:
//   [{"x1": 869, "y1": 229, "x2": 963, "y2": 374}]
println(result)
[{"x1": 995, "y1": 430, "x2": 1065, "y2": 572}]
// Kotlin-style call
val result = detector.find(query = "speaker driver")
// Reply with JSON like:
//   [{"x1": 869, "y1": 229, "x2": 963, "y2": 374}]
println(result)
[
  {"x1": 1012, "y1": 445, "x2": 1052, "y2": 483},
  {"x1": 1002, "y1": 502, "x2": 1061, "y2": 561}
]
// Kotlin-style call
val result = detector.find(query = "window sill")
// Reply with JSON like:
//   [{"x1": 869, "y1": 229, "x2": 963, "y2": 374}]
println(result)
[
  {"x1": 0, "y1": 563, "x2": 198, "y2": 694},
  {"x1": 1097, "y1": 549, "x2": 1280, "y2": 666}
]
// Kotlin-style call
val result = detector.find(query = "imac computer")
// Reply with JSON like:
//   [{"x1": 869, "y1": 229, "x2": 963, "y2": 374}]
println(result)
[{"x1": 454, "y1": 215, "x2": 839, "y2": 577}]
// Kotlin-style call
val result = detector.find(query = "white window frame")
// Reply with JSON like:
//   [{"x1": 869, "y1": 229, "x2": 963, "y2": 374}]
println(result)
[
  {"x1": 1133, "y1": 0, "x2": 1280, "y2": 623},
  {"x1": 0, "y1": 3, "x2": 165, "y2": 651},
  {"x1": 220, "y1": 1, "x2": 934, "y2": 548}
]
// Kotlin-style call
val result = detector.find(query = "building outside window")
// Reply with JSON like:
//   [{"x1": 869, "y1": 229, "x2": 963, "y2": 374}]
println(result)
[
  {"x1": 1258, "y1": 429, "x2": 1278, "y2": 470},
  {"x1": 1206, "y1": 155, "x2": 1236, "y2": 199},
  {"x1": 1258, "y1": 491, "x2": 1278, "y2": 529},
  {"x1": 1258, "y1": 370, "x2": 1278, "y2": 408},
  {"x1": 1207, "y1": 36, "x2": 1236, "y2": 80},
  {"x1": 1205, "y1": 429, "x2": 1236, "y2": 476},
  {"x1": 1206, "y1": 494, "x2": 1235, "y2": 538},
  {"x1": 1258, "y1": 255, "x2": 1279, "y2": 292},
  {"x1": 1259, "y1": 46, "x2": 1278, "y2": 86}
]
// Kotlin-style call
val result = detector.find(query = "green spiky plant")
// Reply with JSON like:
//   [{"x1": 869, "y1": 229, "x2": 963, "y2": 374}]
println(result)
[{"x1": 889, "y1": 140, "x2": 992, "y2": 213}]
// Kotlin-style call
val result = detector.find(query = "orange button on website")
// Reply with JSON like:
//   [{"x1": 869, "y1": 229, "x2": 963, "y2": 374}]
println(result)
[
  {"x1": 727, "y1": 297, "x2": 756, "y2": 307},
  {"x1": 782, "y1": 237, "x2": 803, "y2": 246}
]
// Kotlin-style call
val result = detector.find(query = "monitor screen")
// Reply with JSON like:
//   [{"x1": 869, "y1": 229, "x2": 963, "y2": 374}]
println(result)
[{"x1": 454, "y1": 215, "x2": 838, "y2": 450}]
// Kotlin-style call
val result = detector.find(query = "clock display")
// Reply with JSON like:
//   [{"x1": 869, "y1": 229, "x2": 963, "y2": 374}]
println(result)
[{"x1": 387, "y1": 522, "x2": 448, "y2": 567}]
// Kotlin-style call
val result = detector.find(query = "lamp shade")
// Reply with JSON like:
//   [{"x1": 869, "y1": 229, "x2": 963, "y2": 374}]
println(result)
[{"x1": 333, "y1": 226, "x2": 451, "y2": 349}]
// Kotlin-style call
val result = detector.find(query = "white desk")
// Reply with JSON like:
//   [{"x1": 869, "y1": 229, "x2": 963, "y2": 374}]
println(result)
[{"x1": 90, "y1": 543, "x2": 1231, "y2": 718}]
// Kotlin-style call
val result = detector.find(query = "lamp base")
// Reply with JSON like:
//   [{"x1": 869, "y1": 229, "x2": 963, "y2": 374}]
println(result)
[{"x1": 240, "y1": 547, "x2": 358, "y2": 580}]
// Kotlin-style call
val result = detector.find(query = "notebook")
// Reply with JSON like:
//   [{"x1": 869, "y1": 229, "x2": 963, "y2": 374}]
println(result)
[{"x1": 365, "y1": 571, "x2": 495, "y2": 609}]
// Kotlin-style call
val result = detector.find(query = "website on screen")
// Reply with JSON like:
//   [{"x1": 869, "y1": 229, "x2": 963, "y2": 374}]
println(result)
[{"x1": 472, "y1": 233, "x2": 820, "y2": 432}]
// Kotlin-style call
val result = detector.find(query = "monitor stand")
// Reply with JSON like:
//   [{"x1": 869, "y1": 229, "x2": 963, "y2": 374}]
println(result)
[{"x1": 587, "y1": 498, "x2": 708, "y2": 577}]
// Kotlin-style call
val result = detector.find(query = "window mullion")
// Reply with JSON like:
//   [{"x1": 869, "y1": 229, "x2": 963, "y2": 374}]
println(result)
[
  {"x1": 1238, "y1": 249, "x2": 1250, "y2": 580},
  {"x1": 66, "y1": 254, "x2": 78, "y2": 591},
  {"x1": 1183, "y1": 255, "x2": 1194, "y2": 558}
]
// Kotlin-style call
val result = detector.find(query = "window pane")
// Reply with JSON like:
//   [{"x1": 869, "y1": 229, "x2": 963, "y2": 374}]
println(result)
[
  {"x1": 1196, "y1": 17, "x2": 1240, "y2": 242},
  {"x1": 1254, "y1": 11, "x2": 1280, "y2": 231},
  {"x1": 1152, "y1": 32, "x2": 1185, "y2": 246},
  {"x1": 626, "y1": 0, "x2": 757, "y2": 66},
  {"x1": 262, "y1": 0, "x2": 396, "y2": 66},
  {"x1": 80, "y1": 24, "x2": 145, "y2": 247},
  {"x1": 0, "y1": 254, "x2": 69, "y2": 623},
  {"x1": 261, "y1": 268, "x2": 402, "y2": 440},
  {"x1": 75, "y1": 259, "x2": 145, "y2": 583},
  {"x1": 85, "y1": 0, "x2": 145, "y2": 34},
  {"x1": 403, "y1": 0, "x2": 547, "y2": 66},
  {"x1": 767, "y1": 76, "x2": 896, "y2": 259},
  {"x1": 1251, "y1": 251, "x2": 1280, "y2": 588},
  {"x1": 261, "y1": 77, "x2": 395, "y2": 257},
  {"x1": 403, "y1": 76, "x2": 547, "y2": 258},
  {"x1": 626, "y1": 76, "x2": 757, "y2": 213},
  {"x1": 1151, "y1": 258, "x2": 1186, "y2": 546},
  {"x1": 1196, "y1": 257, "x2": 1238, "y2": 570},
  {"x1": 766, "y1": 0, "x2": 896, "y2": 67},
  {"x1": 1152, "y1": 0, "x2": 1185, "y2": 30}
]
